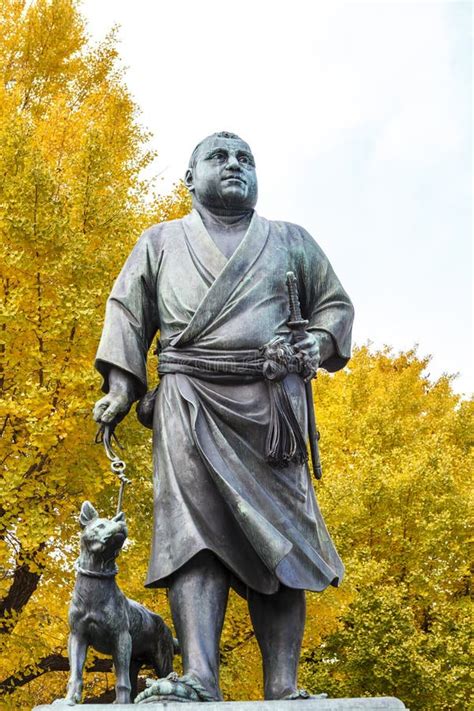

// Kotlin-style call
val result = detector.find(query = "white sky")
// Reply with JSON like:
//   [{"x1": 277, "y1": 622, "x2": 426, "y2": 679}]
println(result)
[{"x1": 81, "y1": 0, "x2": 472, "y2": 395}]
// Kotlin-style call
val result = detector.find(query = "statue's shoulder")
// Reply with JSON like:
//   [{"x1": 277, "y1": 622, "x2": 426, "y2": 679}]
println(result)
[
  {"x1": 266, "y1": 218, "x2": 319, "y2": 248},
  {"x1": 138, "y1": 215, "x2": 188, "y2": 247},
  {"x1": 265, "y1": 218, "x2": 329, "y2": 267}
]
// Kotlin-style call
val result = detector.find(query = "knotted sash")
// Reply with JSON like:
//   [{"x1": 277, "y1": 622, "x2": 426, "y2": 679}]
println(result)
[
  {"x1": 138, "y1": 210, "x2": 307, "y2": 466},
  {"x1": 157, "y1": 343, "x2": 307, "y2": 467}
]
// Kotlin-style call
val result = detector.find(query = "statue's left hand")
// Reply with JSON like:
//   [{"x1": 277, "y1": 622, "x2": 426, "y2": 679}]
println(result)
[
  {"x1": 292, "y1": 333, "x2": 320, "y2": 381},
  {"x1": 293, "y1": 331, "x2": 335, "y2": 380}
]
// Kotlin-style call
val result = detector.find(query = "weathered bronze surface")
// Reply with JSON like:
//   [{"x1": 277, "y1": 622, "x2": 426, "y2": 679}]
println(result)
[
  {"x1": 53, "y1": 503, "x2": 175, "y2": 705},
  {"x1": 93, "y1": 132, "x2": 354, "y2": 702}
]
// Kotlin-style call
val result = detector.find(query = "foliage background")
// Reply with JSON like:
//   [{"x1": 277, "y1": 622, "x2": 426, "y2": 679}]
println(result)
[{"x1": 0, "y1": 2, "x2": 471, "y2": 709}]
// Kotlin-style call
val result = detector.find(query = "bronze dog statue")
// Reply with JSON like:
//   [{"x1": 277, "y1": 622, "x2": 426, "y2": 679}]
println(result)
[{"x1": 54, "y1": 501, "x2": 176, "y2": 705}]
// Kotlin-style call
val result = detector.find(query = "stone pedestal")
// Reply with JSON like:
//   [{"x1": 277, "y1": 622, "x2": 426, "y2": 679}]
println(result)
[{"x1": 34, "y1": 697, "x2": 409, "y2": 710}]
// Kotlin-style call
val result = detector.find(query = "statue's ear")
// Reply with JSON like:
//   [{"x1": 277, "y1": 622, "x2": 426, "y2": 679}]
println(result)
[
  {"x1": 80, "y1": 501, "x2": 99, "y2": 527},
  {"x1": 113, "y1": 511, "x2": 126, "y2": 523},
  {"x1": 184, "y1": 169, "x2": 194, "y2": 192}
]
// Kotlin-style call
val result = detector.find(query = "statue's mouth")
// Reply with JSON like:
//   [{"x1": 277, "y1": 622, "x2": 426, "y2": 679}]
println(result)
[
  {"x1": 104, "y1": 530, "x2": 127, "y2": 546},
  {"x1": 223, "y1": 175, "x2": 246, "y2": 184}
]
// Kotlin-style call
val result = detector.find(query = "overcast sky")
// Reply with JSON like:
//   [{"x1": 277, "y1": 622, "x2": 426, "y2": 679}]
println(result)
[{"x1": 81, "y1": 0, "x2": 472, "y2": 395}]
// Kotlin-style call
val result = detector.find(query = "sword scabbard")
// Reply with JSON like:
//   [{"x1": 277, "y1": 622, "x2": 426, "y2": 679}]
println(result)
[{"x1": 286, "y1": 271, "x2": 323, "y2": 480}]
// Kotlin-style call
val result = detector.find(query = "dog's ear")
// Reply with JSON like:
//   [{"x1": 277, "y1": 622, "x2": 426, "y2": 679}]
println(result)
[
  {"x1": 80, "y1": 501, "x2": 99, "y2": 527},
  {"x1": 113, "y1": 511, "x2": 126, "y2": 523}
]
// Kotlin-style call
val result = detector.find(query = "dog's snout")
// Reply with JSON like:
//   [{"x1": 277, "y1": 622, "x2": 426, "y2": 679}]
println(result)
[
  {"x1": 80, "y1": 516, "x2": 128, "y2": 555},
  {"x1": 108, "y1": 524, "x2": 127, "y2": 544}
]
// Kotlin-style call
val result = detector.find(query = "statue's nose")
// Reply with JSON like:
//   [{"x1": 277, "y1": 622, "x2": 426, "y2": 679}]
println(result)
[{"x1": 226, "y1": 154, "x2": 240, "y2": 169}]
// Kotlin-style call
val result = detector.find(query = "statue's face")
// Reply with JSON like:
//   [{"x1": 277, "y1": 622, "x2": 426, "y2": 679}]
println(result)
[{"x1": 185, "y1": 136, "x2": 258, "y2": 211}]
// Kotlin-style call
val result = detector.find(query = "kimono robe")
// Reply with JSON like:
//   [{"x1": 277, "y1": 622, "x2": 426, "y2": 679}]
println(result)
[{"x1": 95, "y1": 209, "x2": 354, "y2": 595}]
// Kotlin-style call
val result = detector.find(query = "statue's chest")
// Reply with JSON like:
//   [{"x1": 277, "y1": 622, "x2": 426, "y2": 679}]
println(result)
[{"x1": 204, "y1": 225, "x2": 247, "y2": 260}]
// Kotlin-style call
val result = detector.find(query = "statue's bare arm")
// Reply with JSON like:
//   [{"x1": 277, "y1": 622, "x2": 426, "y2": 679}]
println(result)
[{"x1": 93, "y1": 367, "x2": 139, "y2": 426}]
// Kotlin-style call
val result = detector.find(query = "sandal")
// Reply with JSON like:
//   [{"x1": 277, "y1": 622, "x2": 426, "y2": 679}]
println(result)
[
  {"x1": 283, "y1": 689, "x2": 328, "y2": 700},
  {"x1": 134, "y1": 672, "x2": 216, "y2": 704}
]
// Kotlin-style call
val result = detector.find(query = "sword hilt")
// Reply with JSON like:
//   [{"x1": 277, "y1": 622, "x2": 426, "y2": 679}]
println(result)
[{"x1": 286, "y1": 271, "x2": 308, "y2": 334}]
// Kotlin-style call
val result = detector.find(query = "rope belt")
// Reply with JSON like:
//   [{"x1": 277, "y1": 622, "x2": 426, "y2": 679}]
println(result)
[{"x1": 158, "y1": 338, "x2": 307, "y2": 468}]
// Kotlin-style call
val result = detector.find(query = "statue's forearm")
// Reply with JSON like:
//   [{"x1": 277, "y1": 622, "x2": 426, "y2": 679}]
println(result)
[
  {"x1": 108, "y1": 367, "x2": 140, "y2": 403},
  {"x1": 313, "y1": 331, "x2": 336, "y2": 363}
]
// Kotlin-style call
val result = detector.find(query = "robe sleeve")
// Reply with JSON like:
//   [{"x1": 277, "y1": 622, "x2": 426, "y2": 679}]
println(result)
[
  {"x1": 297, "y1": 227, "x2": 354, "y2": 373},
  {"x1": 95, "y1": 226, "x2": 162, "y2": 396}
]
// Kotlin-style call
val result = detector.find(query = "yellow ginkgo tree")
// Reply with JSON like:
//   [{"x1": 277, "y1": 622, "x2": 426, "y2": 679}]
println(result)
[
  {"x1": 0, "y1": 3, "x2": 471, "y2": 711},
  {"x1": 0, "y1": 1, "x2": 190, "y2": 707}
]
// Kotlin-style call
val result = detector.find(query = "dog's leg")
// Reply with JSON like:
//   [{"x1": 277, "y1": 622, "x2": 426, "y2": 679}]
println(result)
[
  {"x1": 64, "y1": 633, "x2": 87, "y2": 705},
  {"x1": 151, "y1": 633, "x2": 174, "y2": 678},
  {"x1": 112, "y1": 631, "x2": 132, "y2": 704},
  {"x1": 129, "y1": 659, "x2": 141, "y2": 702}
]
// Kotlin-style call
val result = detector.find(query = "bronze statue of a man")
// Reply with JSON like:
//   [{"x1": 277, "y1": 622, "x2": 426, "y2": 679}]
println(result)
[{"x1": 93, "y1": 131, "x2": 354, "y2": 702}]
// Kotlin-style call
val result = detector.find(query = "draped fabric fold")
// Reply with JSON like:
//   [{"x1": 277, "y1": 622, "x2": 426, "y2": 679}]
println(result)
[
  {"x1": 159, "y1": 344, "x2": 308, "y2": 467},
  {"x1": 95, "y1": 209, "x2": 354, "y2": 594}
]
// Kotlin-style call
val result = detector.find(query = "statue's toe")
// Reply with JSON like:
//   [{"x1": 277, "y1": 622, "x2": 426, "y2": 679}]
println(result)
[{"x1": 282, "y1": 689, "x2": 328, "y2": 700}]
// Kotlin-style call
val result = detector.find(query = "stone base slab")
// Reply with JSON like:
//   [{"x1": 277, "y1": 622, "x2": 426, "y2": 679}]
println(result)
[{"x1": 34, "y1": 697, "x2": 408, "y2": 710}]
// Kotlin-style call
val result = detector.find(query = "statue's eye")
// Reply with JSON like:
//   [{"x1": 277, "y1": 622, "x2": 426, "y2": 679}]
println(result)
[
  {"x1": 213, "y1": 151, "x2": 226, "y2": 161},
  {"x1": 238, "y1": 154, "x2": 254, "y2": 167}
]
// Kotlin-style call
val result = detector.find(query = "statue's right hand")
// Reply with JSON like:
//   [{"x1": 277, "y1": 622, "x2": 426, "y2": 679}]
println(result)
[
  {"x1": 93, "y1": 367, "x2": 137, "y2": 428},
  {"x1": 93, "y1": 392, "x2": 132, "y2": 426}
]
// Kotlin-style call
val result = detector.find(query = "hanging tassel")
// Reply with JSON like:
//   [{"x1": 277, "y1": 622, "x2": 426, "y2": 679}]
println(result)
[{"x1": 265, "y1": 379, "x2": 308, "y2": 467}]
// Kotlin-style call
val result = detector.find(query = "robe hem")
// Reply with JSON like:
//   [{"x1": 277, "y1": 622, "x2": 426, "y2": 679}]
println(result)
[{"x1": 144, "y1": 546, "x2": 342, "y2": 595}]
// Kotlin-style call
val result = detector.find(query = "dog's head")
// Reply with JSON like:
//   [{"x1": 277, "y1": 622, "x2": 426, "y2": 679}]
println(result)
[{"x1": 79, "y1": 501, "x2": 128, "y2": 558}]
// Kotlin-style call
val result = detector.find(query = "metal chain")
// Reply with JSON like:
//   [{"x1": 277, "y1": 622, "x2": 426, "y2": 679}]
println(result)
[{"x1": 95, "y1": 423, "x2": 131, "y2": 516}]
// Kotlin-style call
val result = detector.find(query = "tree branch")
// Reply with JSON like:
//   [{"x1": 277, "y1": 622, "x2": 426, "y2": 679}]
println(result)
[
  {"x1": 0, "y1": 543, "x2": 46, "y2": 633},
  {"x1": 220, "y1": 629, "x2": 255, "y2": 660},
  {"x1": 0, "y1": 653, "x2": 113, "y2": 695}
]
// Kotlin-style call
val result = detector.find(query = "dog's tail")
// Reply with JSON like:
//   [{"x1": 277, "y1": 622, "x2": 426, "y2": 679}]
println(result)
[{"x1": 173, "y1": 637, "x2": 180, "y2": 655}]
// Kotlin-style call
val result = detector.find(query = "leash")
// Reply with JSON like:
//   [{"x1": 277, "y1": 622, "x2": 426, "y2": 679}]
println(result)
[{"x1": 95, "y1": 424, "x2": 131, "y2": 515}]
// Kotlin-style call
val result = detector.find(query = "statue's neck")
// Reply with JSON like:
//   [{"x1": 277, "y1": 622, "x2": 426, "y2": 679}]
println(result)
[
  {"x1": 193, "y1": 202, "x2": 253, "y2": 230},
  {"x1": 193, "y1": 202, "x2": 253, "y2": 259}
]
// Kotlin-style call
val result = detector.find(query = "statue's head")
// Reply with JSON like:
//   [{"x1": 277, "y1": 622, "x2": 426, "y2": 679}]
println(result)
[{"x1": 185, "y1": 131, "x2": 258, "y2": 212}]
